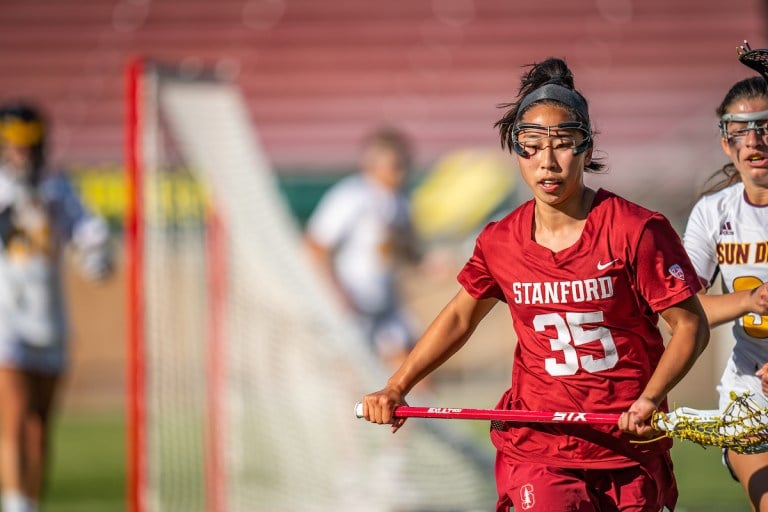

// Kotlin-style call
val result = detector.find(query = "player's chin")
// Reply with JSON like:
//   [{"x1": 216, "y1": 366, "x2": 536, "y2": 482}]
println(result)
[{"x1": 739, "y1": 164, "x2": 768, "y2": 182}]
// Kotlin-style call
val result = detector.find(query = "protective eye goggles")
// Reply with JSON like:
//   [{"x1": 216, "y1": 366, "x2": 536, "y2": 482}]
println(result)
[
  {"x1": 511, "y1": 121, "x2": 591, "y2": 157},
  {"x1": 719, "y1": 109, "x2": 768, "y2": 142}
]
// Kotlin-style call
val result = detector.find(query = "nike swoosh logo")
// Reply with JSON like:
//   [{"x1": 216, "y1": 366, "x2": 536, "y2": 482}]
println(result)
[{"x1": 597, "y1": 259, "x2": 619, "y2": 271}]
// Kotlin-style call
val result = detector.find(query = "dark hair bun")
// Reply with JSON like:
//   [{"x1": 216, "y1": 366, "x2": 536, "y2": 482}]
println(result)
[{"x1": 520, "y1": 57, "x2": 575, "y2": 96}]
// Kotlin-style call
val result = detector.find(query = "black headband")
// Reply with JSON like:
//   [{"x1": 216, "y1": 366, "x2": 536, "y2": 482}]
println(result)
[{"x1": 516, "y1": 83, "x2": 590, "y2": 124}]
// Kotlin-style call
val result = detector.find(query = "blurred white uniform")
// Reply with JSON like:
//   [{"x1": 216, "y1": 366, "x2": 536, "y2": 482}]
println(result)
[
  {"x1": 684, "y1": 182, "x2": 768, "y2": 409},
  {"x1": 0, "y1": 168, "x2": 110, "y2": 374},
  {"x1": 307, "y1": 174, "x2": 414, "y2": 356}
]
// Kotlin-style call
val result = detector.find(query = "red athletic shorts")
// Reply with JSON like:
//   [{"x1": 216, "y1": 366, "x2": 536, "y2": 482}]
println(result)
[{"x1": 494, "y1": 452, "x2": 677, "y2": 512}]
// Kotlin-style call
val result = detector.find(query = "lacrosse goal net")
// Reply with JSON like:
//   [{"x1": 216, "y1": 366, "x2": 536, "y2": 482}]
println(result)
[{"x1": 124, "y1": 59, "x2": 493, "y2": 512}]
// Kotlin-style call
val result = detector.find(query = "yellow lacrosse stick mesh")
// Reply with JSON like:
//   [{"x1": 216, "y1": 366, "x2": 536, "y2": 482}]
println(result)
[{"x1": 650, "y1": 392, "x2": 768, "y2": 454}]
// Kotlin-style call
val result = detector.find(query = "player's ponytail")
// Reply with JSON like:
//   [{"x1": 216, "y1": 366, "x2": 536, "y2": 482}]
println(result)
[
  {"x1": 702, "y1": 76, "x2": 768, "y2": 196},
  {"x1": 700, "y1": 163, "x2": 741, "y2": 196},
  {"x1": 494, "y1": 57, "x2": 605, "y2": 172}
]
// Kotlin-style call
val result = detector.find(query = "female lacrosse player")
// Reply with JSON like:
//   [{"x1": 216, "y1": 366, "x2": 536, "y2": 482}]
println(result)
[
  {"x1": 305, "y1": 127, "x2": 420, "y2": 369},
  {"x1": 362, "y1": 57, "x2": 709, "y2": 512},
  {"x1": 683, "y1": 68, "x2": 768, "y2": 511},
  {"x1": 0, "y1": 102, "x2": 112, "y2": 512}
]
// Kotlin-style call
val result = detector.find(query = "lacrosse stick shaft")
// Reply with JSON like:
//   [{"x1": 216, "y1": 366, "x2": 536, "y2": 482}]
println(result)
[
  {"x1": 354, "y1": 403, "x2": 619, "y2": 424},
  {"x1": 356, "y1": 394, "x2": 768, "y2": 453}
]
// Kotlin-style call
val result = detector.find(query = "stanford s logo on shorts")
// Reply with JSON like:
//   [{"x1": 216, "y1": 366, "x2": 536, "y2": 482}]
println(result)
[{"x1": 519, "y1": 483, "x2": 535, "y2": 510}]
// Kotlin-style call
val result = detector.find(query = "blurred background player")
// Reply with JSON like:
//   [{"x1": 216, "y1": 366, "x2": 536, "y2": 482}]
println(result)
[
  {"x1": 0, "y1": 102, "x2": 111, "y2": 512},
  {"x1": 305, "y1": 127, "x2": 421, "y2": 369},
  {"x1": 683, "y1": 49, "x2": 768, "y2": 511},
  {"x1": 362, "y1": 57, "x2": 709, "y2": 512}
]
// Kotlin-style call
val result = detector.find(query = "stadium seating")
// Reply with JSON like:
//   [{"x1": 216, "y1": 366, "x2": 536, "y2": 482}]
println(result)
[{"x1": 0, "y1": 0, "x2": 763, "y2": 187}]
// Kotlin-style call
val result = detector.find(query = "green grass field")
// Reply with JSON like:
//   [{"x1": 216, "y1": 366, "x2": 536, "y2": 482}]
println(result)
[
  {"x1": 43, "y1": 411, "x2": 750, "y2": 511},
  {"x1": 47, "y1": 412, "x2": 125, "y2": 512},
  {"x1": 671, "y1": 442, "x2": 749, "y2": 511}
]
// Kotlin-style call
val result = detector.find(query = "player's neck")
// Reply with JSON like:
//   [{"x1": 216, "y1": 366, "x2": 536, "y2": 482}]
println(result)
[
  {"x1": 532, "y1": 187, "x2": 595, "y2": 252},
  {"x1": 363, "y1": 171, "x2": 399, "y2": 193},
  {"x1": 535, "y1": 187, "x2": 594, "y2": 224},
  {"x1": 743, "y1": 182, "x2": 768, "y2": 206}
]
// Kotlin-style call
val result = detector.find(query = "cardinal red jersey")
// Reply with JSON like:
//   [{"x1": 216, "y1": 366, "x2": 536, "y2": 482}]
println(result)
[{"x1": 458, "y1": 189, "x2": 701, "y2": 469}]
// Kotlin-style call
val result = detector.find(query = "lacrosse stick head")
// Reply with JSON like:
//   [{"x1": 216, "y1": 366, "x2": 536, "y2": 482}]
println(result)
[
  {"x1": 737, "y1": 40, "x2": 768, "y2": 83},
  {"x1": 651, "y1": 392, "x2": 768, "y2": 454}
]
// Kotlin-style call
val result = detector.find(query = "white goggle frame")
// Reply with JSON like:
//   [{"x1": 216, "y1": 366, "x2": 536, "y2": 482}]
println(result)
[{"x1": 719, "y1": 109, "x2": 768, "y2": 140}]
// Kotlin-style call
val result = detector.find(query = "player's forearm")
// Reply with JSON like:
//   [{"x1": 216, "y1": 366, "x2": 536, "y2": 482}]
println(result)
[
  {"x1": 386, "y1": 309, "x2": 472, "y2": 394},
  {"x1": 697, "y1": 290, "x2": 756, "y2": 328},
  {"x1": 642, "y1": 331, "x2": 705, "y2": 406},
  {"x1": 386, "y1": 290, "x2": 495, "y2": 395},
  {"x1": 642, "y1": 303, "x2": 709, "y2": 406}
]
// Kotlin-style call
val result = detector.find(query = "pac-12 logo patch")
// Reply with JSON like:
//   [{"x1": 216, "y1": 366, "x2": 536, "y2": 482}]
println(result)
[
  {"x1": 668, "y1": 264, "x2": 685, "y2": 281},
  {"x1": 520, "y1": 483, "x2": 535, "y2": 510}
]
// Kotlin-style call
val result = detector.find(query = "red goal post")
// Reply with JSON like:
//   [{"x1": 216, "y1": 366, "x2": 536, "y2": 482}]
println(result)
[
  {"x1": 124, "y1": 57, "x2": 145, "y2": 512},
  {"x1": 125, "y1": 57, "x2": 228, "y2": 512},
  {"x1": 124, "y1": 57, "x2": 493, "y2": 512}
]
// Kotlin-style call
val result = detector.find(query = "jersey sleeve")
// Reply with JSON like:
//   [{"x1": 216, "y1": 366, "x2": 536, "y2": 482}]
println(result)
[
  {"x1": 305, "y1": 182, "x2": 361, "y2": 249},
  {"x1": 633, "y1": 214, "x2": 702, "y2": 312},
  {"x1": 683, "y1": 198, "x2": 719, "y2": 288},
  {"x1": 457, "y1": 226, "x2": 505, "y2": 301},
  {"x1": 42, "y1": 175, "x2": 112, "y2": 279}
]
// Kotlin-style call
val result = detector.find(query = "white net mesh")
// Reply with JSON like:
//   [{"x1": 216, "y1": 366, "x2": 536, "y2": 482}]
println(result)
[{"x1": 134, "y1": 65, "x2": 494, "y2": 511}]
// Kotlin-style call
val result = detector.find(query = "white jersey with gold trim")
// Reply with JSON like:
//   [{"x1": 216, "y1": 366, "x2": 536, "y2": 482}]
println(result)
[
  {"x1": 0, "y1": 168, "x2": 111, "y2": 373},
  {"x1": 684, "y1": 182, "x2": 768, "y2": 406}
]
